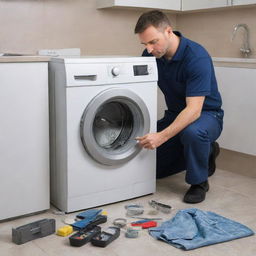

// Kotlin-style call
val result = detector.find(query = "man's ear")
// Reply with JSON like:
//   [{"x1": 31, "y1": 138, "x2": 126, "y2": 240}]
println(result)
[
  {"x1": 167, "y1": 26, "x2": 172, "y2": 35},
  {"x1": 166, "y1": 26, "x2": 172, "y2": 35}
]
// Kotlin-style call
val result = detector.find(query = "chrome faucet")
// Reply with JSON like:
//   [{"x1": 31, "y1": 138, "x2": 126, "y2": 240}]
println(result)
[{"x1": 231, "y1": 24, "x2": 251, "y2": 58}]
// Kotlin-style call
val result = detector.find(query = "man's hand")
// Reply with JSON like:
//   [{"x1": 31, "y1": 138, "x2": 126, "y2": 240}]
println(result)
[
  {"x1": 135, "y1": 96, "x2": 205, "y2": 150},
  {"x1": 136, "y1": 132, "x2": 167, "y2": 150}
]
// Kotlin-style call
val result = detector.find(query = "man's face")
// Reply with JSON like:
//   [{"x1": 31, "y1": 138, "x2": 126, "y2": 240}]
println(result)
[{"x1": 138, "y1": 25, "x2": 171, "y2": 58}]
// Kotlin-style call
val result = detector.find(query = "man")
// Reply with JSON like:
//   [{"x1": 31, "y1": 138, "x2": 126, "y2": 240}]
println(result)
[{"x1": 135, "y1": 10, "x2": 224, "y2": 203}]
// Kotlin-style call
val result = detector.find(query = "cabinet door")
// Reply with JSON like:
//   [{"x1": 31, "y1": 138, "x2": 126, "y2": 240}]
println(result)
[
  {"x1": 231, "y1": 0, "x2": 256, "y2": 5},
  {"x1": 182, "y1": 0, "x2": 229, "y2": 11},
  {"x1": 0, "y1": 62, "x2": 49, "y2": 220},
  {"x1": 214, "y1": 66, "x2": 256, "y2": 156},
  {"x1": 97, "y1": 0, "x2": 181, "y2": 11}
]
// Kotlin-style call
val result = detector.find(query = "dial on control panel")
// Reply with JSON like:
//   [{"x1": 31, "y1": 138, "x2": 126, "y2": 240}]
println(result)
[{"x1": 111, "y1": 67, "x2": 120, "y2": 76}]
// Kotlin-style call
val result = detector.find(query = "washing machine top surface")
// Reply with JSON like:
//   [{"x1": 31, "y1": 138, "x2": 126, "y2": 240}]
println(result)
[
  {"x1": 50, "y1": 55, "x2": 158, "y2": 85},
  {"x1": 50, "y1": 55, "x2": 156, "y2": 64}
]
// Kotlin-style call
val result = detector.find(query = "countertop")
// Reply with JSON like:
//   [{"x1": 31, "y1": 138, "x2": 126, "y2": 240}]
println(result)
[
  {"x1": 212, "y1": 57, "x2": 256, "y2": 68},
  {"x1": 1, "y1": 55, "x2": 256, "y2": 66},
  {"x1": 0, "y1": 55, "x2": 51, "y2": 63}
]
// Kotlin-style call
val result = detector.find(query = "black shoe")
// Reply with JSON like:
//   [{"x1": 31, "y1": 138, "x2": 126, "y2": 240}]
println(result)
[
  {"x1": 183, "y1": 181, "x2": 209, "y2": 204},
  {"x1": 208, "y1": 142, "x2": 220, "y2": 177}
]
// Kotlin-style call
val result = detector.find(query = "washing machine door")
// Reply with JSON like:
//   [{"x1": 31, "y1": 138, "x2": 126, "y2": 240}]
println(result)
[{"x1": 80, "y1": 88, "x2": 150, "y2": 166}]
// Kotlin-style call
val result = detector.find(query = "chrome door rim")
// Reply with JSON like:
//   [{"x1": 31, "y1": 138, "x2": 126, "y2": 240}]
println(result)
[{"x1": 80, "y1": 88, "x2": 150, "y2": 166}]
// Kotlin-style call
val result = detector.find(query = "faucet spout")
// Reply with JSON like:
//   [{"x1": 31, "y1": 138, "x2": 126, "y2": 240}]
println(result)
[{"x1": 231, "y1": 24, "x2": 251, "y2": 58}]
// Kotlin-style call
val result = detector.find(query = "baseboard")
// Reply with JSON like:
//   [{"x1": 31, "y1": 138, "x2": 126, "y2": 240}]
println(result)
[{"x1": 216, "y1": 148, "x2": 256, "y2": 178}]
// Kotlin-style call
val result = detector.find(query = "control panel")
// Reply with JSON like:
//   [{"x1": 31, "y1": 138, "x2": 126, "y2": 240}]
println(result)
[{"x1": 133, "y1": 65, "x2": 149, "y2": 76}]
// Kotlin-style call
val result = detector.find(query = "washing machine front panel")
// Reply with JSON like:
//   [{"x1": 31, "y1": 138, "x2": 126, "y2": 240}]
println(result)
[
  {"x1": 80, "y1": 88, "x2": 150, "y2": 166},
  {"x1": 66, "y1": 81, "x2": 157, "y2": 210}
]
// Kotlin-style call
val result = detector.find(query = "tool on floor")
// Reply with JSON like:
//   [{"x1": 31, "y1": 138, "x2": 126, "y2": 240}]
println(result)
[
  {"x1": 112, "y1": 218, "x2": 127, "y2": 228},
  {"x1": 131, "y1": 220, "x2": 157, "y2": 229},
  {"x1": 130, "y1": 216, "x2": 163, "y2": 220},
  {"x1": 75, "y1": 209, "x2": 102, "y2": 220},
  {"x1": 12, "y1": 219, "x2": 55, "y2": 245},
  {"x1": 91, "y1": 227, "x2": 120, "y2": 247},
  {"x1": 57, "y1": 225, "x2": 73, "y2": 237},
  {"x1": 148, "y1": 200, "x2": 172, "y2": 214},
  {"x1": 125, "y1": 204, "x2": 144, "y2": 216},
  {"x1": 125, "y1": 227, "x2": 139, "y2": 238},
  {"x1": 69, "y1": 226, "x2": 101, "y2": 247},
  {"x1": 72, "y1": 213, "x2": 107, "y2": 230}
]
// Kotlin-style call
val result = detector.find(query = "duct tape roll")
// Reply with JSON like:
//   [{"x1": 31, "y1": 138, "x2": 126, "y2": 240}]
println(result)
[
  {"x1": 125, "y1": 204, "x2": 144, "y2": 216},
  {"x1": 113, "y1": 218, "x2": 127, "y2": 228},
  {"x1": 125, "y1": 228, "x2": 139, "y2": 238}
]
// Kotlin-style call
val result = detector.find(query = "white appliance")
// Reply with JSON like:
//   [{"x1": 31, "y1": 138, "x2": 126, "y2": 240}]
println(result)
[
  {"x1": 49, "y1": 56, "x2": 158, "y2": 212},
  {"x1": 0, "y1": 62, "x2": 49, "y2": 221}
]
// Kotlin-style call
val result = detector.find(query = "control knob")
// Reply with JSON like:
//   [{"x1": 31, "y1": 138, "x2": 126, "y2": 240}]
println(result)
[{"x1": 111, "y1": 67, "x2": 120, "y2": 76}]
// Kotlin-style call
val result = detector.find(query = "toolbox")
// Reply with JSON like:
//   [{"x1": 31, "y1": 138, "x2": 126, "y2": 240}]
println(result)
[
  {"x1": 12, "y1": 219, "x2": 55, "y2": 245},
  {"x1": 69, "y1": 226, "x2": 101, "y2": 247},
  {"x1": 91, "y1": 227, "x2": 120, "y2": 247}
]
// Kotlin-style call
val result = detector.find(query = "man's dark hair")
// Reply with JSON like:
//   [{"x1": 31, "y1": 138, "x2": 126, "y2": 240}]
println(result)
[{"x1": 134, "y1": 10, "x2": 171, "y2": 34}]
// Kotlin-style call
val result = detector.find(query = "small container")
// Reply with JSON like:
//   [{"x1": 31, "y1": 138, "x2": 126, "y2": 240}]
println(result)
[
  {"x1": 91, "y1": 227, "x2": 120, "y2": 247},
  {"x1": 69, "y1": 226, "x2": 101, "y2": 247}
]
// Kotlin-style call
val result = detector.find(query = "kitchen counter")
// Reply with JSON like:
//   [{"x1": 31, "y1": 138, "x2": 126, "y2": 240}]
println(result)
[
  {"x1": 212, "y1": 57, "x2": 256, "y2": 68},
  {"x1": 0, "y1": 55, "x2": 51, "y2": 63}
]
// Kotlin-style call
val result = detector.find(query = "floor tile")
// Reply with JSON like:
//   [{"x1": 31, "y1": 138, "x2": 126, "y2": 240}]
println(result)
[{"x1": 0, "y1": 169, "x2": 255, "y2": 256}]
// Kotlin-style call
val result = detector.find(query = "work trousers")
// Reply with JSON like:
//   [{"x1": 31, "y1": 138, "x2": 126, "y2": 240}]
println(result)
[{"x1": 157, "y1": 110, "x2": 224, "y2": 185}]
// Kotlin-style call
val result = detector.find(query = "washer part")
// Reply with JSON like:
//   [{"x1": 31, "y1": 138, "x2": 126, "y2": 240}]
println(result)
[
  {"x1": 113, "y1": 218, "x2": 127, "y2": 228},
  {"x1": 49, "y1": 56, "x2": 158, "y2": 212},
  {"x1": 80, "y1": 88, "x2": 150, "y2": 165}
]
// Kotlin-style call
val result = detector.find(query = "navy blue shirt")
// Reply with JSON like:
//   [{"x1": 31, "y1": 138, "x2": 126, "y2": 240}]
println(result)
[{"x1": 143, "y1": 31, "x2": 222, "y2": 113}]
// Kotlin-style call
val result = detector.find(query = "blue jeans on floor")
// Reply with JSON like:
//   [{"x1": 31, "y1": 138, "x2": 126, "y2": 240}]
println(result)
[
  {"x1": 149, "y1": 208, "x2": 254, "y2": 250},
  {"x1": 157, "y1": 109, "x2": 224, "y2": 184}
]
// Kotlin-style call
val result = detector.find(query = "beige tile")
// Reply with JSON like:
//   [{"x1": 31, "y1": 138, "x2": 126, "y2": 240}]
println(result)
[
  {"x1": 1, "y1": 169, "x2": 256, "y2": 256},
  {"x1": 0, "y1": 243, "x2": 48, "y2": 256},
  {"x1": 216, "y1": 149, "x2": 256, "y2": 178},
  {"x1": 211, "y1": 169, "x2": 256, "y2": 199}
]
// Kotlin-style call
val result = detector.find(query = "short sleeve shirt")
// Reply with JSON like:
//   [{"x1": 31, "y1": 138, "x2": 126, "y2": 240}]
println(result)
[{"x1": 143, "y1": 31, "x2": 222, "y2": 113}]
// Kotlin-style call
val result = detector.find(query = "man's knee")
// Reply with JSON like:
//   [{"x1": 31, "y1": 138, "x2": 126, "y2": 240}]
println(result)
[{"x1": 180, "y1": 123, "x2": 208, "y2": 145}]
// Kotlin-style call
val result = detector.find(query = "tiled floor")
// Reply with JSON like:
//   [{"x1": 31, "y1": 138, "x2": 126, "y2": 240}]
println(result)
[{"x1": 1, "y1": 169, "x2": 255, "y2": 256}]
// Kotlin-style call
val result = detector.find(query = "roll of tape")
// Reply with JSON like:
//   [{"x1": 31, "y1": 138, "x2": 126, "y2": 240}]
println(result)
[
  {"x1": 125, "y1": 228, "x2": 139, "y2": 238},
  {"x1": 113, "y1": 218, "x2": 127, "y2": 228}
]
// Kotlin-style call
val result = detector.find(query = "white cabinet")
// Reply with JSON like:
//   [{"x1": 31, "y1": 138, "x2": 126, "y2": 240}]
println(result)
[
  {"x1": 97, "y1": 0, "x2": 181, "y2": 11},
  {"x1": 0, "y1": 62, "x2": 50, "y2": 220},
  {"x1": 97, "y1": 0, "x2": 256, "y2": 12},
  {"x1": 214, "y1": 64, "x2": 256, "y2": 156},
  {"x1": 231, "y1": 0, "x2": 256, "y2": 6},
  {"x1": 182, "y1": 0, "x2": 230, "y2": 11}
]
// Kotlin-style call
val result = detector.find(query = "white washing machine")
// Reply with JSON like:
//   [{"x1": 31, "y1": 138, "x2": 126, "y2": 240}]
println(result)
[{"x1": 49, "y1": 56, "x2": 158, "y2": 213}]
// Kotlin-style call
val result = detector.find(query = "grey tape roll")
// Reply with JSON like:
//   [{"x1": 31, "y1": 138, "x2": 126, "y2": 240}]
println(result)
[
  {"x1": 113, "y1": 218, "x2": 127, "y2": 228},
  {"x1": 126, "y1": 207, "x2": 144, "y2": 216},
  {"x1": 125, "y1": 228, "x2": 139, "y2": 238}
]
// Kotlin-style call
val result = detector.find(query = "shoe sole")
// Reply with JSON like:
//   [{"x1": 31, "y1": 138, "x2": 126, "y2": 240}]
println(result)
[{"x1": 183, "y1": 183, "x2": 209, "y2": 204}]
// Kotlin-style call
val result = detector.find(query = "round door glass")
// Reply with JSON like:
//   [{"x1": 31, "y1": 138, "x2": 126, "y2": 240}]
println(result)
[
  {"x1": 93, "y1": 102, "x2": 133, "y2": 149},
  {"x1": 80, "y1": 88, "x2": 150, "y2": 165}
]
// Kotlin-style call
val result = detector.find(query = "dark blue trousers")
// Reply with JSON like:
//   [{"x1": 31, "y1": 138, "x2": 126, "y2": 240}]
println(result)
[{"x1": 157, "y1": 110, "x2": 224, "y2": 185}]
